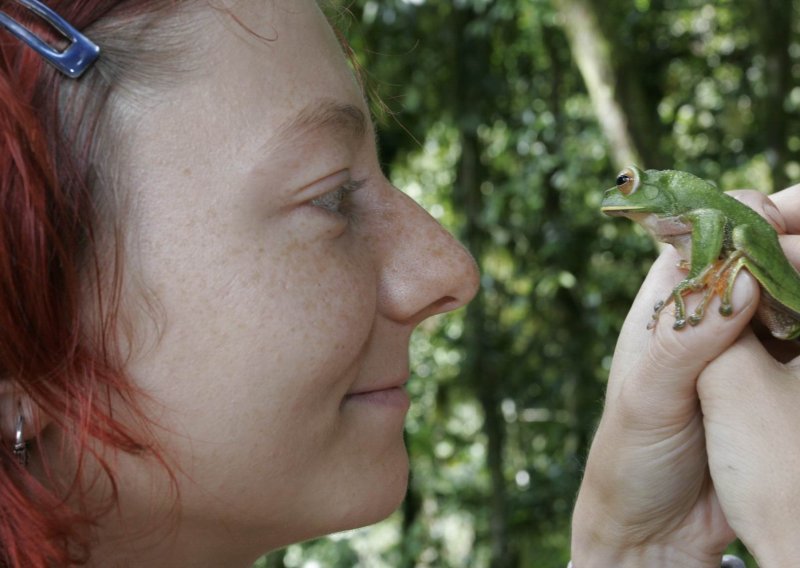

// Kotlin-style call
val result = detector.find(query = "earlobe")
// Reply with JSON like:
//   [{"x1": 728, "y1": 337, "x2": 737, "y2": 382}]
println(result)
[{"x1": 0, "y1": 381, "x2": 51, "y2": 463}]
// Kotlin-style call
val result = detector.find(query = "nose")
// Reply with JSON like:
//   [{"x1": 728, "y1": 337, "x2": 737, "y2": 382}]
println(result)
[{"x1": 374, "y1": 187, "x2": 479, "y2": 325}]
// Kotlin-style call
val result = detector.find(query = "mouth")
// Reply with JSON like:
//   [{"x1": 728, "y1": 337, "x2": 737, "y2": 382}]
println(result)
[
  {"x1": 346, "y1": 379, "x2": 408, "y2": 398},
  {"x1": 600, "y1": 205, "x2": 645, "y2": 217},
  {"x1": 343, "y1": 386, "x2": 410, "y2": 409},
  {"x1": 344, "y1": 377, "x2": 410, "y2": 409}
]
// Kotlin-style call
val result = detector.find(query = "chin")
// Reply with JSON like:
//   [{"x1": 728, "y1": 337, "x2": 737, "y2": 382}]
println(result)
[
  {"x1": 276, "y1": 432, "x2": 411, "y2": 546},
  {"x1": 275, "y1": 462, "x2": 409, "y2": 550},
  {"x1": 342, "y1": 450, "x2": 411, "y2": 530}
]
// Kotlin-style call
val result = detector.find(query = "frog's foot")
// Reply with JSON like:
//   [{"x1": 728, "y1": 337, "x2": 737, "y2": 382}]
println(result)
[
  {"x1": 671, "y1": 276, "x2": 711, "y2": 329},
  {"x1": 647, "y1": 298, "x2": 671, "y2": 330},
  {"x1": 647, "y1": 288, "x2": 692, "y2": 330}
]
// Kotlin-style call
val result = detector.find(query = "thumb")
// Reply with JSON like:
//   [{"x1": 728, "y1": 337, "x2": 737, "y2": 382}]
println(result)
[{"x1": 610, "y1": 264, "x2": 760, "y2": 426}]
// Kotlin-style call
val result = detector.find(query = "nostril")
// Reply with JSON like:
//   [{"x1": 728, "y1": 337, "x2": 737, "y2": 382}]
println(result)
[
  {"x1": 436, "y1": 296, "x2": 457, "y2": 309},
  {"x1": 429, "y1": 296, "x2": 462, "y2": 316}
]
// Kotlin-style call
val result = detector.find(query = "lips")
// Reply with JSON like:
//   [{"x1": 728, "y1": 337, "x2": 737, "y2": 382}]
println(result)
[
  {"x1": 346, "y1": 376, "x2": 409, "y2": 397},
  {"x1": 343, "y1": 385, "x2": 410, "y2": 410}
]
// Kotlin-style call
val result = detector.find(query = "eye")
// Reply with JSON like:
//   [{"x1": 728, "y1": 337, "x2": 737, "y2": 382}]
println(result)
[
  {"x1": 311, "y1": 178, "x2": 365, "y2": 216},
  {"x1": 615, "y1": 167, "x2": 640, "y2": 196}
]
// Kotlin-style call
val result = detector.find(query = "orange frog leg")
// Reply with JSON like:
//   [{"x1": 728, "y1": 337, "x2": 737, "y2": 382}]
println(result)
[{"x1": 648, "y1": 256, "x2": 736, "y2": 330}]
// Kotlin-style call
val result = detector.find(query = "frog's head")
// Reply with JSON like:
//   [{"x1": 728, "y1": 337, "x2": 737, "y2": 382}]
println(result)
[{"x1": 601, "y1": 165, "x2": 678, "y2": 218}]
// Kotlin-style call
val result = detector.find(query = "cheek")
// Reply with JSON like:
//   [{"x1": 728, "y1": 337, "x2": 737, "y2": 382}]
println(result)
[
  {"x1": 126, "y1": 228, "x2": 377, "y2": 467},
  {"x1": 256, "y1": 246, "x2": 377, "y2": 398}
]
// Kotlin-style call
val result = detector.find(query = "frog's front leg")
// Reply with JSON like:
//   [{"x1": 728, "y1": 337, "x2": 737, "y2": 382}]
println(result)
[
  {"x1": 649, "y1": 208, "x2": 727, "y2": 330},
  {"x1": 649, "y1": 260, "x2": 722, "y2": 329},
  {"x1": 688, "y1": 251, "x2": 746, "y2": 324},
  {"x1": 648, "y1": 256, "x2": 724, "y2": 329}
]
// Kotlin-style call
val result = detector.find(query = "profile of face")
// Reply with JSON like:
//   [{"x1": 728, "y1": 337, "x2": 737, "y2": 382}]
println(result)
[{"x1": 79, "y1": 1, "x2": 478, "y2": 565}]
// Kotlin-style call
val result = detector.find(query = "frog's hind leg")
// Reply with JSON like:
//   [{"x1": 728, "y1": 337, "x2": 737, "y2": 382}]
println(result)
[
  {"x1": 687, "y1": 285, "x2": 717, "y2": 326},
  {"x1": 717, "y1": 252, "x2": 748, "y2": 316}
]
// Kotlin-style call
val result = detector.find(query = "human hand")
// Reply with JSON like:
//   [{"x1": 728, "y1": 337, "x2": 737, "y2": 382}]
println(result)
[
  {"x1": 571, "y1": 243, "x2": 760, "y2": 566},
  {"x1": 697, "y1": 184, "x2": 800, "y2": 566}
]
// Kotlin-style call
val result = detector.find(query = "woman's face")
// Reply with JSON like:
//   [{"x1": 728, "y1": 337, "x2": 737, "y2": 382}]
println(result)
[{"x1": 94, "y1": 0, "x2": 478, "y2": 562}]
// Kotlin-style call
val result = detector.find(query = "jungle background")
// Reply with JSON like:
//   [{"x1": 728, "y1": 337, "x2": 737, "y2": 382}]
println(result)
[{"x1": 258, "y1": 0, "x2": 800, "y2": 566}]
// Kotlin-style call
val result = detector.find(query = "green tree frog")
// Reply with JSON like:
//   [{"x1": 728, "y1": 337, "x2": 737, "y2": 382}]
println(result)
[{"x1": 601, "y1": 165, "x2": 800, "y2": 339}]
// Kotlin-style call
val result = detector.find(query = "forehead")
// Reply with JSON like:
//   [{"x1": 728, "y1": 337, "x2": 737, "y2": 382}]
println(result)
[
  {"x1": 214, "y1": 2, "x2": 356, "y2": 86},
  {"x1": 143, "y1": 0, "x2": 365, "y2": 164}
]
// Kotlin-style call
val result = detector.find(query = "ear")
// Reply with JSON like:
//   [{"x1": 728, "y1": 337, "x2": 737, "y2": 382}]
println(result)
[{"x1": 0, "y1": 381, "x2": 52, "y2": 445}]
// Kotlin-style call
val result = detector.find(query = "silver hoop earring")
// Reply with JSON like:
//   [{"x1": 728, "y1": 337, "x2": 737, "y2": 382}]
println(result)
[{"x1": 13, "y1": 414, "x2": 27, "y2": 466}]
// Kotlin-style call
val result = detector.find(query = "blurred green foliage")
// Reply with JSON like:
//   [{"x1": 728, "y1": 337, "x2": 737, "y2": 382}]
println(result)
[{"x1": 258, "y1": 0, "x2": 800, "y2": 566}]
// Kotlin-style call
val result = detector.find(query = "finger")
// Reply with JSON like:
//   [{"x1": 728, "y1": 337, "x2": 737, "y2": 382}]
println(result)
[
  {"x1": 778, "y1": 234, "x2": 800, "y2": 267},
  {"x1": 726, "y1": 190, "x2": 787, "y2": 233},
  {"x1": 768, "y1": 183, "x2": 800, "y2": 234}
]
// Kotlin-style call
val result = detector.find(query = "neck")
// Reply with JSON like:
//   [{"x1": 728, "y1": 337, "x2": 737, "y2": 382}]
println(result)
[{"x1": 87, "y1": 511, "x2": 269, "y2": 568}]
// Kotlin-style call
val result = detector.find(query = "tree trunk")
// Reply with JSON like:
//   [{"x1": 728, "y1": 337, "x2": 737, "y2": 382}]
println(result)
[{"x1": 553, "y1": 0, "x2": 642, "y2": 169}]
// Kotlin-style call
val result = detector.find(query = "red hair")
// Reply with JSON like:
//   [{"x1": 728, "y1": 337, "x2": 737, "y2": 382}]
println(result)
[{"x1": 0, "y1": 1, "x2": 181, "y2": 565}]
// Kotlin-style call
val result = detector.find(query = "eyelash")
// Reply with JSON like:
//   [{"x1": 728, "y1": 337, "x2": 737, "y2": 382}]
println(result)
[{"x1": 310, "y1": 178, "x2": 366, "y2": 217}]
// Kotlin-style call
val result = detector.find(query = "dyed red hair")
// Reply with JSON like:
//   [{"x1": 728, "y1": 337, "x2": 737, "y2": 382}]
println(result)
[{"x1": 0, "y1": 1, "x2": 180, "y2": 565}]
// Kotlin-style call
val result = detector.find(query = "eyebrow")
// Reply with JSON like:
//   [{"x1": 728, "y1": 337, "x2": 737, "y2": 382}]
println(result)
[{"x1": 271, "y1": 99, "x2": 370, "y2": 151}]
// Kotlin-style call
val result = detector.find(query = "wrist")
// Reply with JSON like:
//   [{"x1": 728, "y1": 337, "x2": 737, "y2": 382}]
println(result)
[
  {"x1": 570, "y1": 541, "x2": 721, "y2": 568},
  {"x1": 571, "y1": 502, "x2": 722, "y2": 568}
]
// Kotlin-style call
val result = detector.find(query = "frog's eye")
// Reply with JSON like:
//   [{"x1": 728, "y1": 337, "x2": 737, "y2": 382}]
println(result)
[{"x1": 615, "y1": 167, "x2": 640, "y2": 196}]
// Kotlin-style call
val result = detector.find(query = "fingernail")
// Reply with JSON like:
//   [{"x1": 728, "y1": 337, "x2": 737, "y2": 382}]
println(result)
[{"x1": 764, "y1": 199, "x2": 787, "y2": 234}]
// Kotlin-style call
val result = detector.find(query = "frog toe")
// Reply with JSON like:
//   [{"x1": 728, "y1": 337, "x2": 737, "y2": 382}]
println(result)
[{"x1": 688, "y1": 313, "x2": 703, "y2": 326}]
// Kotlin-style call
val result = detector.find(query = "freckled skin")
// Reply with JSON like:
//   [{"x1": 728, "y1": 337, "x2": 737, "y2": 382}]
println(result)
[{"x1": 72, "y1": 2, "x2": 479, "y2": 567}]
